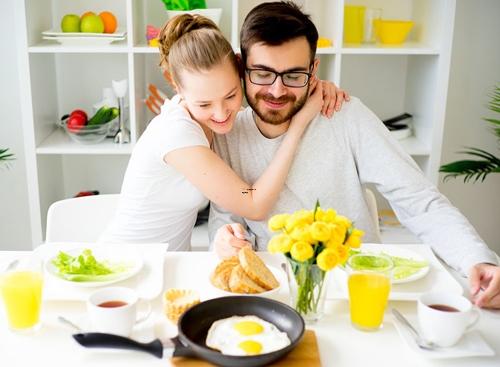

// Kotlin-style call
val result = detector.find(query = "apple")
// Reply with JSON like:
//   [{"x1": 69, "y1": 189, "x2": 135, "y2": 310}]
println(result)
[
  {"x1": 61, "y1": 14, "x2": 81, "y2": 33},
  {"x1": 80, "y1": 14, "x2": 104, "y2": 33}
]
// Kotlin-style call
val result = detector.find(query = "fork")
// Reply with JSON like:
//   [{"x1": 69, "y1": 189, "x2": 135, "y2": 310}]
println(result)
[{"x1": 391, "y1": 308, "x2": 437, "y2": 350}]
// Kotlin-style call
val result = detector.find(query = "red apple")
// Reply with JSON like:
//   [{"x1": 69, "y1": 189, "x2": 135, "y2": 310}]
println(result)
[
  {"x1": 67, "y1": 114, "x2": 87, "y2": 131},
  {"x1": 70, "y1": 109, "x2": 88, "y2": 122}
]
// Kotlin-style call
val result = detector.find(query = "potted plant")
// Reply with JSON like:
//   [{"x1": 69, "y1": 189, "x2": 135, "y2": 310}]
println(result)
[
  {"x1": 440, "y1": 84, "x2": 500, "y2": 182},
  {"x1": 0, "y1": 148, "x2": 14, "y2": 168},
  {"x1": 160, "y1": 0, "x2": 222, "y2": 26}
]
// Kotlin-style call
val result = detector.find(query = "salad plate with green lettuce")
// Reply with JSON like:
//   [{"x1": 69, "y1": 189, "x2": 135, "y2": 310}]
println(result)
[
  {"x1": 348, "y1": 247, "x2": 430, "y2": 284},
  {"x1": 46, "y1": 247, "x2": 143, "y2": 287}
]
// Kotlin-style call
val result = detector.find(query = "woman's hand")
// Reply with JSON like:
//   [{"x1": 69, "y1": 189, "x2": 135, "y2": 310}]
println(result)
[
  {"x1": 288, "y1": 77, "x2": 324, "y2": 131},
  {"x1": 319, "y1": 80, "x2": 350, "y2": 118}
]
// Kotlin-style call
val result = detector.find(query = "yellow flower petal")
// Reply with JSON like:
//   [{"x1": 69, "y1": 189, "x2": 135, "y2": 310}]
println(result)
[
  {"x1": 310, "y1": 222, "x2": 331, "y2": 242},
  {"x1": 268, "y1": 213, "x2": 290, "y2": 232},
  {"x1": 267, "y1": 234, "x2": 293, "y2": 254},
  {"x1": 317, "y1": 249, "x2": 339, "y2": 271},
  {"x1": 290, "y1": 241, "x2": 314, "y2": 262}
]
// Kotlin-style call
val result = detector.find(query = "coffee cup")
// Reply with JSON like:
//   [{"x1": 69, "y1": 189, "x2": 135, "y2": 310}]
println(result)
[
  {"x1": 87, "y1": 286, "x2": 151, "y2": 337},
  {"x1": 418, "y1": 292, "x2": 480, "y2": 347}
]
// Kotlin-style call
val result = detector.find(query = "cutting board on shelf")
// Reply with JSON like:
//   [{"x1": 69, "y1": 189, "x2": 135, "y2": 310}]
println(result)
[{"x1": 171, "y1": 330, "x2": 321, "y2": 366}]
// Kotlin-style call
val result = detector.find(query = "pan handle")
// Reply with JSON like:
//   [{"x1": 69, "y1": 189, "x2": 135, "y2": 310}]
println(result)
[
  {"x1": 171, "y1": 336, "x2": 196, "y2": 358},
  {"x1": 72, "y1": 332, "x2": 164, "y2": 359}
]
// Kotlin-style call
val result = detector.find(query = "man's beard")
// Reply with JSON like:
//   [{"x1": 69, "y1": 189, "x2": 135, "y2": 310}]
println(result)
[{"x1": 245, "y1": 82, "x2": 309, "y2": 125}]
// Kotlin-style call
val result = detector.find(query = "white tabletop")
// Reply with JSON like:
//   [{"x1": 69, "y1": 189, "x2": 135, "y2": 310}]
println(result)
[{"x1": 1, "y1": 244, "x2": 499, "y2": 367}]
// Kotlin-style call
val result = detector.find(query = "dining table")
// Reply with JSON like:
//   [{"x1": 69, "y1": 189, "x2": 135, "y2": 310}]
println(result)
[{"x1": 1, "y1": 242, "x2": 499, "y2": 367}]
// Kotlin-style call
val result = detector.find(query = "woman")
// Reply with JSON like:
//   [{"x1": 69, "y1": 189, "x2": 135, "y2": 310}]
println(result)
[{"x1": 100, "y1": 15, "x2": 344, "y2": 250}]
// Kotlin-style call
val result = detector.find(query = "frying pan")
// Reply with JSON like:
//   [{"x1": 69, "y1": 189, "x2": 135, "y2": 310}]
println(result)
[{"x1": 73, "y1": 296, "x2": 305, "y2": 367}]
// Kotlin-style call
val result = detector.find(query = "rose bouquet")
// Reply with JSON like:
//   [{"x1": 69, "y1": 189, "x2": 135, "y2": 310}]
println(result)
[{"x1": 267, "y1": 201, "x2": 364, "y2": 321}]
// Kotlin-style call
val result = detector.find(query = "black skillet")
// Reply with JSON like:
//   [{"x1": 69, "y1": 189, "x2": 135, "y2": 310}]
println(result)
[{"x1": 73, "y1": 296, "x2": 305, "y2": 367}]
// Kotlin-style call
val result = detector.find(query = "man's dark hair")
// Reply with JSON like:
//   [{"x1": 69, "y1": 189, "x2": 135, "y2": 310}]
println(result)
[{"x1": 240, "y1": 1, "x2": 318, "y2": 65}]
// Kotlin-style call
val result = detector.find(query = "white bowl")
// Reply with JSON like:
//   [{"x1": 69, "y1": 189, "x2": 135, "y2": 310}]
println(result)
[
  {"x1": 166, "y1": 8, "x2": 222, "y2": 26},
  {"x1": 208, "y1": 265, "x2": 283, "y2": 300}
]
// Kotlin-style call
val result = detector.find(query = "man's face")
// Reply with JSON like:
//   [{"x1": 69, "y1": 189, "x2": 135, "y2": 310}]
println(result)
[{"x1": 244, "y1": 37, "x2": 317, "y2": 125}]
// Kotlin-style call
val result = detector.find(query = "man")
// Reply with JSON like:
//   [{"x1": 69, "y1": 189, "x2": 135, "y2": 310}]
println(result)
[{"x1": 208, "y1": 1, "x2": 500, "y2": 309}]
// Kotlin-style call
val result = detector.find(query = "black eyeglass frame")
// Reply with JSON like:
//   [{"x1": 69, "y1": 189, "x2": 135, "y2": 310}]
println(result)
[{"x1": 245, "y1": 66, "x2": 313, "y2": 88}]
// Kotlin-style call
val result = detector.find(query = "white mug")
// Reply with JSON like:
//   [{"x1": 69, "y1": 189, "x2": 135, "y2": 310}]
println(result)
[
  {"x1": 418, "y1": 292, "x2": 480, "y2": 347},
  {"x1": 87, "y1": 287, "x2": 151, "y2": 337}
]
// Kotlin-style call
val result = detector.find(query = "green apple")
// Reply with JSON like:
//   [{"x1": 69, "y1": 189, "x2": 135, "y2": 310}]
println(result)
[
  {"x1": 61, "y1": 14, "x2": 81, "y2": 33},
  {"x1": 80, "y1": 14, "x2": 104, "y2": 33}
]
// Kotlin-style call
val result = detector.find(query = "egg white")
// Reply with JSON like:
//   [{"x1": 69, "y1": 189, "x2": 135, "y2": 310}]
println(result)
[{"x1": 206, "y1": 315, "x2": 291, "y2": 356}]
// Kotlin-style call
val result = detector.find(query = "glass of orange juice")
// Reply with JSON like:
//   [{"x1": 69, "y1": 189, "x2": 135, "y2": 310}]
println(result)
[
  {"x1": 0, "y1": 257, "x2": 43, "y2": 333},
  {"x1": 347, "y1": 253, "x2": 393, "y2": 331}
]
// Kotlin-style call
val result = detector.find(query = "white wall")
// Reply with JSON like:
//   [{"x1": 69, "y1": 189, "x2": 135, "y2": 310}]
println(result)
[
  {"x1": 0, "y1": 0, "x2": 32, "y2": 250},
  {"x1": 439, "y1": 0, "x2": 500, "y2": 255}
]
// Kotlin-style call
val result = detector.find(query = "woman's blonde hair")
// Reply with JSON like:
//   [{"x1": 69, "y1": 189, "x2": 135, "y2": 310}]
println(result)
[{"x1": 158, "y1": 14, "x2": 239, "y2": 88}]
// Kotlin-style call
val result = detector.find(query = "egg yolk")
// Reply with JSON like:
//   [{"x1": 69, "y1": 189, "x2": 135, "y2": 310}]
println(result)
[
  {"x1": 238, "y1": 340, "x2": 263, "y2": 355},
  {"x1": 233, "y1": 321, "x2": 264, "y2": 335}
]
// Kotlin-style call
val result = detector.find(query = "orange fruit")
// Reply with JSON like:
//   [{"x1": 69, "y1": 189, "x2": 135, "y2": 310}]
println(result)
[
  {"x1": 99, "y1": 11, "x2": 117, "y2": 34},
  {"x1": 81, "y1": 11, "x2": 95, "y2": 20}
]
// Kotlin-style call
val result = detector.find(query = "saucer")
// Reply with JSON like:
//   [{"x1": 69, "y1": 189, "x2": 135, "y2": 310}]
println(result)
[{"x1": 392, "y1": 314, "x2": 495, "y2": 359}]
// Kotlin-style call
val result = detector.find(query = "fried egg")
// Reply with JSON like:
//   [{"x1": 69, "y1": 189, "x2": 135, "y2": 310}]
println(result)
[{"x1": 206, "y1": 315, "x2": 291, "y2": 356}]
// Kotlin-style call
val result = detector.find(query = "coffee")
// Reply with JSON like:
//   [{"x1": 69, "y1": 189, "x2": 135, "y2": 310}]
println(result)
[
  {"x1": 98, "y1": 300, "x2": 128, "y2": 308},
  {"x1": 428, "y1": 304, "x2": 459, "y2": 312}
]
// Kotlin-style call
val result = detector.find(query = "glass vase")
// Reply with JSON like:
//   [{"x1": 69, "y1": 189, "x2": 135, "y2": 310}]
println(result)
[{"x1": 286, "y1": 258, "x2": 330, "y2": 323}]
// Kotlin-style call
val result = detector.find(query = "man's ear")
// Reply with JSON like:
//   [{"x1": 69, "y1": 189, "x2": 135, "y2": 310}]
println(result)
[{"x1": 311, "y1": 58, "x2": 320, "y2": 76}]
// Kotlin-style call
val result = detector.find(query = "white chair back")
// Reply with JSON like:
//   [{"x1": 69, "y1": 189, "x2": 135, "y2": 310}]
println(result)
[{"x1": 46, "y1": 194, "x2": 119, "y2": 242}]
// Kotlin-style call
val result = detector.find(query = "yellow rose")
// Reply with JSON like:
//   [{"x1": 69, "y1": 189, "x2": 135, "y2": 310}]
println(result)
[
  {"x1": 267, "y1": 234, "x2": 293, "y2": 254},
  {"x1": 316, "y1": 208, "x2": 336, "y2": 223},
  {"x1": 335, "y1": 215, "x2": 352, "y2": 229},
  {"x1": 345, "y1": 229, "x2": 364, "y2": 248},
  {"x1": 334, "y1": 244, "x2": 349, "y2": 263},
  {"x1": 310, "y1": 222, "x2": 331, "y2": 242},
  {"x1": 316, "y1": 248, "x2": 339, "y2": 271},
  {"x1": 290, "y1": 241, "x2": 314, "y2": 262},
  {"x1": 328, "y1": 223, "x2": 347, "y2": 245},
  {"x1": 268, "y1": 213, "x2": 290, "y2": 232},
  {"x1": 289, "y1": 224, "x2": 313, "y2": 243}
]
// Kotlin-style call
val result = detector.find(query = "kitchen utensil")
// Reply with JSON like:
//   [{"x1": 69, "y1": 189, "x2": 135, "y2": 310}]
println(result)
[
  {"x1": 363, "y1": 8, "x2": 382, "y2": 43},
  {"x1": 344, "y1": 5, "x2": 366, "y2": 44},
  {"x1": 73, "y1": 296, "x2": 305, "y2": 366},
  {"x1": 112, "y1": 79, "x2": 130, "y2": 144},
  {"x1": 377, "y1": 20, "x2": 414, "y2": 45},
  {"x1": 392, "y1": 308, "x2": 437, "y2": 350},
  {"x1": 58, "y1": 316, "x2": 83, "y2": 332}
]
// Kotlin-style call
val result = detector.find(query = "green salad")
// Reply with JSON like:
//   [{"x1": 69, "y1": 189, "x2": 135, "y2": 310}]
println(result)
[
  {"x1": 51, "y1": 249, "x2": 131, "y2": 282},
  {"x1": 348, "y1": 249, "x2": 428, "y2": 280}
]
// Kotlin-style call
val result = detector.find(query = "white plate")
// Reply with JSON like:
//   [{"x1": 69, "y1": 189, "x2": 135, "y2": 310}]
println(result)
[
  {"x1": 392, "y1": 313, "x2": 495, "y2": 359},
  {"x1": 327, "y1": 244, "x2": 464, "y2": 301},
  {"x1": 46, "y1": 246, "x2": 143, "y2": 288},
  {"x1": 42, "y1": 28, "x2": 127, "y2": 38},
  {"x1": 42, "y1": 36, "x2": 125, "y2": 46},
  {"x1": 35, "y1": 242, "x2": 168, "y2": 300}
]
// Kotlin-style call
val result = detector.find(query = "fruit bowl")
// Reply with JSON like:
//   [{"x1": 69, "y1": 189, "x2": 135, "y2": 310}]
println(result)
[{"x1": 63, "y1": 120, "x2": 113, "y2": 144}]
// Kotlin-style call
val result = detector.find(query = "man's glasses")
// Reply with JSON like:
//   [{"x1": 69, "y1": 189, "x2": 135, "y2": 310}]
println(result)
[{"x1": 245, "y1": 68, "x2": 311, "y2": 88}]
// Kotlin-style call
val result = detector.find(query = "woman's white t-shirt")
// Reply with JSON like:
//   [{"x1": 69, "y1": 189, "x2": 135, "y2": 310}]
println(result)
[{"x1": 100, "y1": 96, "x2": 209, "y2": 251}]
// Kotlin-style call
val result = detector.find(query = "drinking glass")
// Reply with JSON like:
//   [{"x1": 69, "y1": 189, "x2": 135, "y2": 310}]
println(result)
[
  {"x1": 347, "y1": 254, "x2": 393, "y2": 331},
  {"x1": 0, "y1": 257, "x2": 44, "y2": 333}
]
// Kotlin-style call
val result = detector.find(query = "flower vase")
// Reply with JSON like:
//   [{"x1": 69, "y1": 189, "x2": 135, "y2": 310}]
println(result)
[{"x1": 286, "y1": 258, "x2": 330, "y2": 323}]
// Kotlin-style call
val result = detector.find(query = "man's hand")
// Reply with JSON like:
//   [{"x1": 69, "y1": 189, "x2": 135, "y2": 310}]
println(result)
[
  {"x1": 320, "y1": 80, "x2": 350, "y2": 118},
  {"x1": 214, "y1": 223, "x2": 252, "y2": 259},
  {"x1": 469, "y1": 263, "x2": 500, "y2": 309}
]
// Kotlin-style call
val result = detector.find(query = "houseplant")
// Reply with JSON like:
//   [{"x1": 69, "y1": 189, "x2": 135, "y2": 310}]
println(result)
[
  {"x1": 267, "y1": 201, "x2": 364, "y2": 322},
  {"x1": 440, "y1": 84, "x2": 500, "y2": 182},
  {"x1": 0, "y1": 148, "x2": 14, "y2": 168}
]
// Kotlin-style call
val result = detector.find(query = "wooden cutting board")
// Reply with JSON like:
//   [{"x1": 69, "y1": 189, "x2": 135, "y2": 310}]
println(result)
[{"x1": 171, "y1": 330, "x2": 321, "y2": 366}]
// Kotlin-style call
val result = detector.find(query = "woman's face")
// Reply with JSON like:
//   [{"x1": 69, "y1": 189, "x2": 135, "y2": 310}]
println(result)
[{"x1": 177, "y1": 58, "x2": 243, "y2": 135}]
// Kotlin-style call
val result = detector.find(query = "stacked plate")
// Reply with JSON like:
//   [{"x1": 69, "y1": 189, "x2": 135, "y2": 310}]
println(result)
[{"x1": 42, "y1": 28, "x2": 127, "y2": 46}]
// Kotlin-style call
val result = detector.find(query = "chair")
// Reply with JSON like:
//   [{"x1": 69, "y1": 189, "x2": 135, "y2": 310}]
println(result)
[
  {"x1": 45, "y1": 194, "x2": 120, "y2": 242},
  {"x1": 364, "y1": 188, "x2": 380, "y2": 237}
]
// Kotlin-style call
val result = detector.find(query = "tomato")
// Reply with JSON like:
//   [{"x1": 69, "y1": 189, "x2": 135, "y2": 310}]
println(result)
[
  {"x1": 70, "y1": 109, "x2": 88, "y2": 122},
  {"x1": 67, "y1": 114, "x2": 87, "y2": 131}
]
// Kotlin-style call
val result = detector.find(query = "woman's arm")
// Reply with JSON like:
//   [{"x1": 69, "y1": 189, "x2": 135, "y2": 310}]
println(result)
[{"x1": 165, "y1": 82, "x2": 323, "y2": 221}]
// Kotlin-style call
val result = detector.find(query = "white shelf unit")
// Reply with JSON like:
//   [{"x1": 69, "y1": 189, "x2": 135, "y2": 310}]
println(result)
[{"x1": 15, "y1": 0, "x2": 455, "y2": 246}]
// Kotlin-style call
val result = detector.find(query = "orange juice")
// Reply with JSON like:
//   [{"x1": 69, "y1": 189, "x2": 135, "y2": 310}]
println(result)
[
  {"x1": 1, "y1": 271, "x2": 43, "y2": 330},
  {"x1": 348, "y1": 272, "x2": 390, "y2": 330}
]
